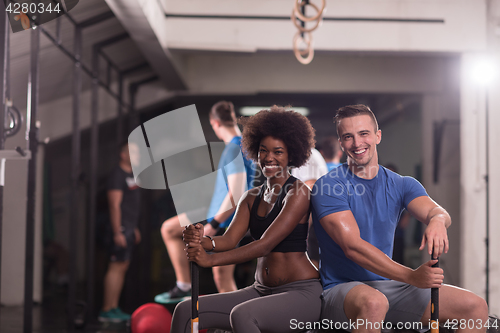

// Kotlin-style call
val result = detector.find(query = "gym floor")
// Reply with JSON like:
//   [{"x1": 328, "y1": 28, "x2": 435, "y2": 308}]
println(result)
[{"x1": 0, "y1": 293, "x2": 127, "y2": 333}]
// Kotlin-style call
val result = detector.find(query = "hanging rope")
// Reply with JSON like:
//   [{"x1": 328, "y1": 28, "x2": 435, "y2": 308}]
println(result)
[{"x1": 291, "y1": 0, "x2": 326, "y2": 64}]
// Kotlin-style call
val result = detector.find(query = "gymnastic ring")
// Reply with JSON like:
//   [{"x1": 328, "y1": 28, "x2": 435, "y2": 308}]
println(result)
[
  {"x1": 293, "y1": 0, "x2": 325, "y2": 22},
  {"x1": 293, "y1": 31, "x2": 314, "y2": 65},
  {"x1": 291, "y1": 2, "x2": 322, "y2": 33},
  {"x1": 297, "y1": 40, "x2": 311, "y2": 56},
  {"x1": 293, "y1": 32, "x2": 313, "y2": 61},
  {"x1": 294, "y1": 0, "x2": 325, "y2": 22},
  {"x1": 5, "y1": 105, "x2": 23, "y2": 138}
]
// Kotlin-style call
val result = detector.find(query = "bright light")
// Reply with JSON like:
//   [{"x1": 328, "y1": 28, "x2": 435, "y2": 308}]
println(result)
[
  {"x1": 470, "y1": 57, "x2": 498, "y2": 86},
  {"x1": 239, "y1": 106, "x2": 310, "y2": 116}
]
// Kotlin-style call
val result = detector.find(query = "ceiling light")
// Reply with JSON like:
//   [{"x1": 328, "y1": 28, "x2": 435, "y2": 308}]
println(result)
[{"x1": 470, "y1": 56, "x2": 498, "y2": 86}]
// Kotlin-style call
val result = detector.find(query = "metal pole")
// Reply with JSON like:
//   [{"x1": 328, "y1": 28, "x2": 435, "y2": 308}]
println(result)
[
  {"x1": 0, "y1": 0, "x2": 9, "y2": 306},
  {"x1": 68, "y1": 26, "x2": 82, "y2": 329},
  {"x1": 106, "y1": 61, "x2": 111, "y2": 88},
  {"x1": 129, "y1": 85, "x2": 138, "y2": 133},
  {"x1": 56, "y1": 16, "x2": 62, "y2": 44},
  {"x1": 485, "y1": 90, "x2": 489, "y2": 305},
  {"x1": 23, "y1": 25, "x2": 40, "y2": 333},
  {"x1": 128, "y1": 76, "x2": 158, "y2": 133},
  {"x1": 117, "y1": 74, "x2": 123, "y2": 145},
  {"x1": 87, "y1": 46, "x2": 99, "y2": 324}
]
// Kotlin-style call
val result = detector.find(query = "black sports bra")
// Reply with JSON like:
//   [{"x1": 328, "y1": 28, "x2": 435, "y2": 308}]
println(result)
[{"x1": 249, "y1": 176, "x2": 308, "y2": 252}]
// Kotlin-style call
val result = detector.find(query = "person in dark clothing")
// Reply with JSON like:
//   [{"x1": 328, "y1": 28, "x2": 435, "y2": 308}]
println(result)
[{"x1": 99, "y1": 142, "x2": 141, "y2": 322}]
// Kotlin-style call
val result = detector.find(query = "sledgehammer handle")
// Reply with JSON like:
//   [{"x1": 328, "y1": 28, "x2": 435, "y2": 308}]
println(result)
[
  {"x1": 191, "y1": 261, "x2": 199, "y2": 333},
  {"x1": 431, "y1": 251, "x2": 439, "y2": 333}
]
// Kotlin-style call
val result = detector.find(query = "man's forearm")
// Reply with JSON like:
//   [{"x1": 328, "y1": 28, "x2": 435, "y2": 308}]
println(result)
[
  {"x1": 213, "y1": 207, "x2": 235, "y2": 226},
  {"x1": 345, "y1": 239, "x2": 414, "y2": 283},
  {"x1": 427, "y1": 207, "x2": 451, "y2": 228},
  {"x1": 109, "y1": 206, "x2": 122, "y2": 234}
]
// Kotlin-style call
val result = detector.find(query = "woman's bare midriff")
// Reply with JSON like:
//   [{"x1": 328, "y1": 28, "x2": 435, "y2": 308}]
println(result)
[{"x1": 255, "y1": 251, "x2": 319, "y2": 287}]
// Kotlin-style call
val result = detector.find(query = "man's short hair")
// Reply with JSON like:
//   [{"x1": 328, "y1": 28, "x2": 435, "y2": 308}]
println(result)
[
  {"x1": 334, "y1": 104, "x2": 379, "y2": 135},
  {"x1": 319, "y1": 136, "x2": 340, "y2": 160},
  {"x1": 210, "y1": 101, "x2": 237, "y2": 127}
]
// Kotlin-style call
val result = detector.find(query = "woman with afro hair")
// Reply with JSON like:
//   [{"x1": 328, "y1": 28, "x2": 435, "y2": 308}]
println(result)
[{"x1": 171, "y1": 106, "x2": 322, "y2": 333}]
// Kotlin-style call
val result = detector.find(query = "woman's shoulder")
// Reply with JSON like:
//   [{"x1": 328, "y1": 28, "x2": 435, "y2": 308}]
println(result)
[
  {"x1": 290, "y1": 177, "x2": 310, "y2": 190},
  {"x1": 285, "y1": 178, "x2": 311, "y2": 200}
]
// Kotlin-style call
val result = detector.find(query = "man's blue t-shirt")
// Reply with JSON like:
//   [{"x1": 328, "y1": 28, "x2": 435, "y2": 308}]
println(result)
[
  {"x1": 207, "y1": 136, "x2": 255, "y2": 228},
  {"x1": 311, "y1": 164, "x2": 427, "y2": 290},
  {"x1": 326, "y1": 162, "x2": 341, "y2": 172}
]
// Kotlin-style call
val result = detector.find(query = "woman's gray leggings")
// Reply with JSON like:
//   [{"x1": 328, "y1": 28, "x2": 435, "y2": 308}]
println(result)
[{"x1": 171, "y1": 279, "x2": 322, "y2": 333}]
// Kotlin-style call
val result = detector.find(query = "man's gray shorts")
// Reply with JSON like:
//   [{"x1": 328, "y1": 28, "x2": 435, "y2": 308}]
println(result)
[{"x1": 321, "y1": 280, "x2": 431, "y2": 331}]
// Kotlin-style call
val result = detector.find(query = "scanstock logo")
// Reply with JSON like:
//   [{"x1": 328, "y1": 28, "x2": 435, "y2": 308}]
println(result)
[
  {"x1": 3, "y1": 0, "x2": 79, "y2": 33},
  {"x1": 128, "y1": 105, "x2": 248, "y2": 226}
]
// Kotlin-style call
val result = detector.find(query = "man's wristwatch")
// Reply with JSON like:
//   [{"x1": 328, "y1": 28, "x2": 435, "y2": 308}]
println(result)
[{"x1": 210, "y1": 218, "x2": 221, "y2": 229}]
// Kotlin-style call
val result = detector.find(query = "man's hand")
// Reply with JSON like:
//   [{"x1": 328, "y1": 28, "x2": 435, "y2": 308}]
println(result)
[
  {"x1": 114, "y1": 233, "x2": 127, "y2": 248},
  {"x1": 185, "y1": 242, "x2": 213, "y2": 268},
  {"x1": 408, "y1": 259, "x2": 444, "y2": 288},
  {"x1": 134, "y1": 228, "x2": 141, "y2": 244},
  {"x1": 420, "y1": 217, "x2": 449, "y2": 258}
]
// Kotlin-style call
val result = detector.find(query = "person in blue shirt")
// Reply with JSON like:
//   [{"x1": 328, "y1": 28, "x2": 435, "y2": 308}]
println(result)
[
  {"x1": 311, "y1": 105, "x2": 488, "y2": 332},
  {"x1": 155, "y1": 101, "x2": 255, "y2": 302},
  {"x1": 319, "y1": 135, "x2": 343, "y2": 171}
]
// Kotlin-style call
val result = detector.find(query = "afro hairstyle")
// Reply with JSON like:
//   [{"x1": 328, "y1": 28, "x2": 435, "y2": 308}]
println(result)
[{"x1": 239, "y1": 106, "x2": 315, "y2": 168}]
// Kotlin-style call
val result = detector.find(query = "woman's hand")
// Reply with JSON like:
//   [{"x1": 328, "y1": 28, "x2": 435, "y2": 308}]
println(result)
[
  {"x1": 183, "y1": 223, "x2": 204, "y2": 245},
  {"x1": 185, "y1": 242, "x2": 214, "y2": 268}
]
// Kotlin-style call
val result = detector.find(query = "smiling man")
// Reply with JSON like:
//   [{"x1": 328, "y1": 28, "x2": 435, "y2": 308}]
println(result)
[{"x1": 311, "y1": 105, "x2": 488, "y2": 333}]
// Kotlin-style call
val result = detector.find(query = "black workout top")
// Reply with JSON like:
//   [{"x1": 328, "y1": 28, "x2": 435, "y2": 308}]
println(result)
[{"x1": 249, "y1": 176, "x2": 308, "y2": 253}]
